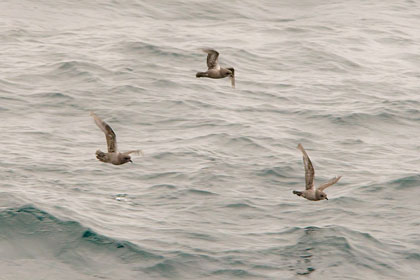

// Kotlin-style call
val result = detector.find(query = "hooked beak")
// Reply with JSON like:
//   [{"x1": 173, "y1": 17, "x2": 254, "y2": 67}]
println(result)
[
  {"x1": 129, "y1": 159, "x2": 133, "y2": 163},
  {"x1": 325, "y1": 197, "x2": 328, "y2": 200}
]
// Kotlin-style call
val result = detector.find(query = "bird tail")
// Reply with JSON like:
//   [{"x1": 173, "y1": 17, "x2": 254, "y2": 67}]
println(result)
[
  {"x1": 293, "y1": 190, "x2": 303, "y2": 196},
  {"x1": 196, "y1": 72, "x2": 208, "y2": 78},
  {"x1": 96, "y1": 150, "x2": 107, "y2": 162}
]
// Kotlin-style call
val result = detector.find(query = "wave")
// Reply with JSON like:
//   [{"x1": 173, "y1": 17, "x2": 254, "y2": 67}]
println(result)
[
  {"x1": 37, "y1": 60, "x2": 113, "y2": 83},
  {"x1": 31, "y1": 91, "x2": 75, "y2": 106},
  {"x1": 0, "y1": 205, "x2": 164, "y2": 279},
  {"x1": 330, "y1": 111, "x2": 395, "y2": 125},
  {"x1": 224, "y1": 202, "x2": 257, "y2": 209},
  {"x1": 388, "y1": 174, "x2": 420, "y2": 190},
  {"x1": 257, "y1": 166, "x2": 295, "y2": 179},
  {"x1": 251, "y1": 225, "x2": 403, "y2": 278},
  {"x1": 293, "y1": 110, "x2": 405, "y2": 127},
  {"x1": 123, "y1": 41, "x2": 190, "y2": 59},
  {"x1": 362, "y1": 174, "x2": 420, "y2": 194},
  {"x1": 186, "y1": 189, "x2": 218, "y2": 196}
]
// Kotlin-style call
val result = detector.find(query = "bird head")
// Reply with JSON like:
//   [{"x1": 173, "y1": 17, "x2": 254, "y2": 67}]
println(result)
[
  {"x1": 318, "y1": 191, "x2": 328, "y2": 200},
  {"x1": 122, "y1": 155, "x2": 132, "y2": 164}
]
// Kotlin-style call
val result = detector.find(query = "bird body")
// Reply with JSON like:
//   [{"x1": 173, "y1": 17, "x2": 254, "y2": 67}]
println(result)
[
  {"x1": 196, "y1": 49, "x2": 235, "y2": 87},
  {"x1": 293, "y1": 189, "x2": 327, "y2": 201},
  {"x1": 293, "y1": 144, "x2": 342, "y2": 201},
  {"x1": 91, "y1": 112, "x2": 142, "y2": 165},
  {"x1": 95, "y1": 149, "x2": 132, "y2": 165},
  {"x1": 196, "y1": 68, "x2": 231, "y2": 79}
]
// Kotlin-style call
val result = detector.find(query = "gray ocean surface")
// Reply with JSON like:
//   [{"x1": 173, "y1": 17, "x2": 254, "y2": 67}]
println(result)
[{"x1": 1, "y1": 1, "x2": 420, "y2": 279}]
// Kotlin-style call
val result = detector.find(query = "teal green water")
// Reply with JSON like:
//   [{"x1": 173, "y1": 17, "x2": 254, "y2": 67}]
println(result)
[{"x1": 1, "y1": 1, "x2": 419, "y2": 279}]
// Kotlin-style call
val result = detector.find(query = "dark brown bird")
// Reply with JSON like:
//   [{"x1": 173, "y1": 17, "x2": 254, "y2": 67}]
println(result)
[
  {"x1": 91, "y1": 112, "x2": 142, "y2": 165},
  {"x1": 196, "y1": 49, "x2": 235, "y2": 88},
  {"x1": 293, "y1": 144, "x2": 342, "y2": 201}
]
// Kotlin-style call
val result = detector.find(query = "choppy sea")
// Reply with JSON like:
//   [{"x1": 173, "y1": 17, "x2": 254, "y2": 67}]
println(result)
[{"x1": 1, "y1": 1, "x2": 420, "y2": 279}]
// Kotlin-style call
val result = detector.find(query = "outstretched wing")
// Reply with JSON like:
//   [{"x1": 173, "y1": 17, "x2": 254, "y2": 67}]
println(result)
[
  {"x1": 318, "y1": 176, "x2": 342, "y2": 191},
  {"x1": 123, "y1": 150, "x2": 144, "y2": 156},
  {"x1": 203, "y1": 49, "x2": 220, "y2": 70},
  {"x1": 297, "y1": 144, "x2": 315, "y2": 190},
  {"x1": 91, "y1": 112, "x2": 117, "y2": 153}
]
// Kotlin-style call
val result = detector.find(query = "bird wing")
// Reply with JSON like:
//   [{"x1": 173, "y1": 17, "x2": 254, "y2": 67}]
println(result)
[
  {"x1": 123, "y1": 150, "x2": 143, "y2": 156},
  {"x1": 203, "y1": 49, "x2": 220, "y2": 70},
  {"x1": 229, "y1": 68, "x2": 235, "y2": 88},
  {"x1": 91, "y1": 112, "x2": 117, "y2": 153},
  {"x1": 317, "y1": 176, "x2": 342, "y2": 191},
  {"x1": 297, "y1": 144, "x2": 315, "y2": 190}
]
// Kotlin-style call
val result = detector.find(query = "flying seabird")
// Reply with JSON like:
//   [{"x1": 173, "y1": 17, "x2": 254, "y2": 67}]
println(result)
[
  {"x1": 293, "y1": 144, "x2": 342, "y2": 201},
  {"x1": 196, "y1": 49, "x2": 235, "y2": 88},
  {"x1": 91, "y1": 112, "x2": 142, "y2": 165}
]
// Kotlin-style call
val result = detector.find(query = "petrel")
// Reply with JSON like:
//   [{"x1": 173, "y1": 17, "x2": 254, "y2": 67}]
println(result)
[
  {"x1": 293, "y1": 144, "x2": 342, "y2": 201},
  {"x1": 91, "y1": 112, "x2": 142, "y2": 165},
  {"x1": 196, "y1": 49, "x2": 235, "y2": 88}
]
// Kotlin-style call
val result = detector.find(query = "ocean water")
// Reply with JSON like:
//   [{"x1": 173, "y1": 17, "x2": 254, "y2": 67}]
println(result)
[{"x1": 1, "y1": 0, "x2": 419, "y2": 279}]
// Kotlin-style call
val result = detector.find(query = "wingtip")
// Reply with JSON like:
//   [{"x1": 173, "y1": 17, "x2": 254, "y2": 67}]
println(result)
[
  {"x1": 126, "y1": 150, "x2": 144, "y2": 156},
  {"x1": 202, "y1": 48, "x2": 217, "y2": 54}
]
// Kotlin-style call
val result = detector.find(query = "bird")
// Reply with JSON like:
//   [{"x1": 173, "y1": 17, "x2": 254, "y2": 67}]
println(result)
[
  {"x1": 293, "y1": 144, "x2": 342, "y2": 201},
  {"x1": 91, "y1": 112, "x2": 142, "y2": 165},
  {"x1": 196, "y1": 49, "x2": 235, "y2": 88}
]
